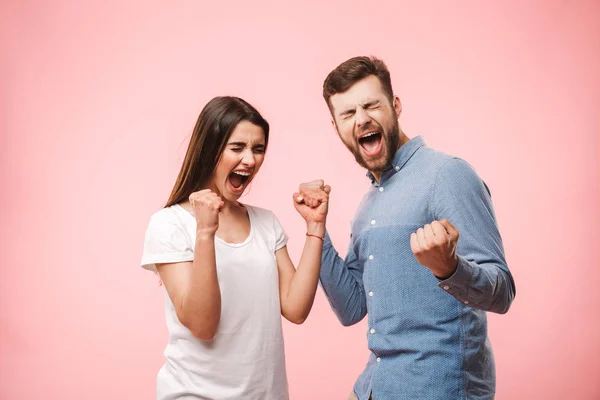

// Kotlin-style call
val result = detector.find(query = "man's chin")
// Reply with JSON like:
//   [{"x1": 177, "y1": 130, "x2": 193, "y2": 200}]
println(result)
[{"x1": 359, "y1": 154, "x2": 388, "y2": 172}]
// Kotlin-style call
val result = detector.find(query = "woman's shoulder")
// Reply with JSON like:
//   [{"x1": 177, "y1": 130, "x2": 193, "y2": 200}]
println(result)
[
  {"x1": 243, "y1": 203, "x2": 274, "y2": 218},
  {"x1": 146, "y1": 204, "x2": 192, "y2": 233},
  {"x1": 243, "y1": 204, "x2": 287, "y2": 247},
  {"x1": 141, "y1": 205, "x2": 194, "y2": 269},
  {"x1": 243, "y1": 203, "x2": 279, "y2": 230}
]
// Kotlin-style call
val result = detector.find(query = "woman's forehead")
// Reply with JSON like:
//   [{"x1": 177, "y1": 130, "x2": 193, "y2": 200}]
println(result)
[{"x1": 228, "y1": 121, "x2": 265, "y2": 144}]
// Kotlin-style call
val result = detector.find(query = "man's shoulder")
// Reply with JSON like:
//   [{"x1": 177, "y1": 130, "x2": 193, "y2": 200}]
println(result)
[
  {"x1": 417, "y1": 146, "x2": 478, "y2": 179},
  {"x1": 416, "y1": 145, "x2": 456, "y2": 166}
]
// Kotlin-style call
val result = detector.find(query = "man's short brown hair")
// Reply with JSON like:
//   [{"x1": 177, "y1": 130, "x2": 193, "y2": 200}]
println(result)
[{"x1": 322, "y1": 56, "x2": 394, "y2": 112}]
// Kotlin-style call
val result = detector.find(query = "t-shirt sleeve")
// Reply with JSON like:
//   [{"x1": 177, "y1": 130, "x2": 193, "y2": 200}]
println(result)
[
  {"x1": 140, "y1": 210, "x2": 194, "y2": 272},
  {"x1": 272, "y1": 212, "x2": 289, "y2": 251}
]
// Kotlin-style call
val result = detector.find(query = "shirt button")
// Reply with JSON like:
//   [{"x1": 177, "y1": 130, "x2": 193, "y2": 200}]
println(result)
[
  {"x1": 368, "y1": 291, "x2": 373, "y2": 297},
  {"x1": 394, "y1": 166, "x2": 400, "y2": 171},
  {"x1": 370, "y1": 328, "x2": 376, "y2": 334},
  {"x1": 443, "y1": 286, "x2": 450, "y2": 290},
  {"x1": 371, "y1": 219, "x2": 376, "y2": 225},
  {"x1": 368, "y1": 255, "x2": 374, "y2": 261},
  {"x1": 379, "y1": 187, "x2": 384, "y2": 192},
  {"x1": 464, "y1": 301, "x2": 469, "y2": 305},
  {"x1": 376, "y1": 357, "x2": 381, "y2": 363}
]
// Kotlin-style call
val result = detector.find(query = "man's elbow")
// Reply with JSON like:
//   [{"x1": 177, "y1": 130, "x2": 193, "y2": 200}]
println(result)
[
  {"x1": 492, "y1": 288, "x2": 516, "y2": 315},
  {"x1": 494, "y1": 303, "x2": 511, "y2": 315},
  {"x1": 339, "y1": 317, "x2": 358, "y2": 327},
  {"x1": 337, "y1": 309, "x2": 366, "y2": 326}
]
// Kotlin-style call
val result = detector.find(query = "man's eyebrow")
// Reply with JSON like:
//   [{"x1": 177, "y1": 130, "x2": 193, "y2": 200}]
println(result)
[
  {"x1": 361, "y1": 100, "x2": 379, "y2": 107},
  {"x1": 339, "y1": 107, "x2": 356, "y2": 115}
]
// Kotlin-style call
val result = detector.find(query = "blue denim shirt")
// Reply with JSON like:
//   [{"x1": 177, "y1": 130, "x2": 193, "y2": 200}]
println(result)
[{"x1": 320, "y1": 136, "x2": 516, "y2": 400}]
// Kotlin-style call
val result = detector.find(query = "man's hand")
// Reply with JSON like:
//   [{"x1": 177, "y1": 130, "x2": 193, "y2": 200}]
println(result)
[{"x1": 410, "y1": 219, "x2": 459, "y2": 279}]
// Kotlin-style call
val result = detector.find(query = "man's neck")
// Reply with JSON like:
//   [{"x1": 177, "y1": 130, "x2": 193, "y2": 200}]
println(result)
[{"x1": 370, "y1": 132, "x2": 410, "y2": 182}]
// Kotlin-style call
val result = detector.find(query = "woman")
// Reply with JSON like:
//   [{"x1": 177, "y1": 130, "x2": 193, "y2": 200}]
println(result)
[{"x1": 141, "y1": 96, "x2": 329, "y2": 399}]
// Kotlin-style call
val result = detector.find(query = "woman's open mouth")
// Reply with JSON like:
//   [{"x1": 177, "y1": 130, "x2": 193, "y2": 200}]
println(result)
[{"x1": 228, "y1": 170, "x2": 252, "y2": 192}]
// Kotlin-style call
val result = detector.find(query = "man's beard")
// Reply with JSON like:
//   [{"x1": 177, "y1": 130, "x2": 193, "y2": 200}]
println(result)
[{"x1": 348, "y1": 119, "x2": 400, "y2": 174}]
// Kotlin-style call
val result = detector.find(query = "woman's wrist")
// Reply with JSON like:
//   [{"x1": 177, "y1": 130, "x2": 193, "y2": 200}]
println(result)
[
  {"x1": 196, "y1": 229, "x2": 216, "y2": 242},
  {"x1": 306, "y1": 221, "x2": 326, "y2": 238}
]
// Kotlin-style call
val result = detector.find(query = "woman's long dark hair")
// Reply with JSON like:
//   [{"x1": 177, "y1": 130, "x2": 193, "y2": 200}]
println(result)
[{"x1": 165, "y1": 96, "x2": 269, "y2": 207}]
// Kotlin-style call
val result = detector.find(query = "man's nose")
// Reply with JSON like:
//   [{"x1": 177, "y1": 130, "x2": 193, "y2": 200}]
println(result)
[{"x1": 355, "y1": 107, "x2": 371, "y2": 128}]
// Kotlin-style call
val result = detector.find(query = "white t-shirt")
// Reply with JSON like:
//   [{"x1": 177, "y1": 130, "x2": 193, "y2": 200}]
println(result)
[{"x1": 141, "y1": 204, "x2": 289, "y2": 400}]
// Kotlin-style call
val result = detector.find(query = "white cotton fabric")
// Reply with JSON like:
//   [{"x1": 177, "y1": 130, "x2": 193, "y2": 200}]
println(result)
[{"x1": 141, "y1": 204, "x2": 289, "y2": 400}]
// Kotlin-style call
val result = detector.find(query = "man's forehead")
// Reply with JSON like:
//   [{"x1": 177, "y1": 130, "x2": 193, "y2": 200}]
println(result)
[{"x1": 330, "y1": 76, "x2": 386, "y2": 109}]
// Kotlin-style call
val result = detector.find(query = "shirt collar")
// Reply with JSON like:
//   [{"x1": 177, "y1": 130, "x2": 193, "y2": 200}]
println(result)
[{"x1": 366, "y1": 136, "x2": 426, "y2": 184}]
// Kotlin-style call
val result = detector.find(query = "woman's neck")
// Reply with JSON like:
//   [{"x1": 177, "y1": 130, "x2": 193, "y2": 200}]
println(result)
[
  {"x1": 220, "y1": 199, "x2": 242, "y2": 215},
  {"x1": 178, "y1": 198, "x2": 241, "y2": 215}
]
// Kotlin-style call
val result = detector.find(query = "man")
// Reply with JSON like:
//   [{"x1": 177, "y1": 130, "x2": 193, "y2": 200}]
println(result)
[{"x1": 296, "y1": 56, "x2": 516, "y2": 399}]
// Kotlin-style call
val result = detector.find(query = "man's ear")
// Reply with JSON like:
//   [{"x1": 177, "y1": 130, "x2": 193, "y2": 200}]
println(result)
[{"x1": 394, "y1": 96, "x2": 402, "y2": 118}]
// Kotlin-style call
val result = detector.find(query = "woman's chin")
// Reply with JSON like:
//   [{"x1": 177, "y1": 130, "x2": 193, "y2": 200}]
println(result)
[{"x1": 223, "y1": 185, "x2": 245, "y2": 201}]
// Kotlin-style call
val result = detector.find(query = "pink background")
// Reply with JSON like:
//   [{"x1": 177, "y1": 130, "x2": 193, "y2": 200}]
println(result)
[{"x1": 1, "y1": 1, "x2": 599, "y2": 399}]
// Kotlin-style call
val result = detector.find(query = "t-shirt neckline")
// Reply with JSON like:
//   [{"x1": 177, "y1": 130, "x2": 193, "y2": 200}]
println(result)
[{"x1": 174, "y1": 203, "x2": 255, "y2": 248}]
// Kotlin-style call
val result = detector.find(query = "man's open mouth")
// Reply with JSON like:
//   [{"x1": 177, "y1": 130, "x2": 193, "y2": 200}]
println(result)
[{"x1": 358, "y1": 131, "x2": 383, "y2": 156}]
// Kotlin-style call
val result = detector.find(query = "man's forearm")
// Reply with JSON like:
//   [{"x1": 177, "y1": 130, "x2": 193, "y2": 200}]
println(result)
[
  {"x1": 320, "y1": 234, "x2": 367, "y2": 326},
  {"x1": 438, "y1": 256, "x2": 515, "y2": 314}
]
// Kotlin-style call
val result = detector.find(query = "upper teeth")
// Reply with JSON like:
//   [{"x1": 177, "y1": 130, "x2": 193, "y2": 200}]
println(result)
[
  {"x1": 233, "y1": 171, "x2": 251, "y2": 176},
  {"x1": 361, "y1": 132, "x2": 378, "y2": 139}
]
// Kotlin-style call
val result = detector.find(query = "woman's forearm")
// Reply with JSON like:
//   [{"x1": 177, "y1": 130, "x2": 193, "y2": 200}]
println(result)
[
  {"x1": 180, "y1": 234, "x2": 221, "y2": 340},
  {"x1": 282, "y1": 222, "x2": 325, "y2": 323}
]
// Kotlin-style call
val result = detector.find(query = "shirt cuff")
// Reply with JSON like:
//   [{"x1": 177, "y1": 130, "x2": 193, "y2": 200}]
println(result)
[{"x1": 437, "y1": 256, "x2": 473, "y2": 297}]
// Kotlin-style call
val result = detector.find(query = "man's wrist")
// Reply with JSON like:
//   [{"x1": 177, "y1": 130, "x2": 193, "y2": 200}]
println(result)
[{"x1": 433, "y1": 257, "x2": 459, "y2": 280}]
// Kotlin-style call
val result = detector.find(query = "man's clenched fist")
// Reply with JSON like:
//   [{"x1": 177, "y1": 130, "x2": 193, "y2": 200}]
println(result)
[{"x1": 410, "y1": 219, "x2": 460, "y2": 279}]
